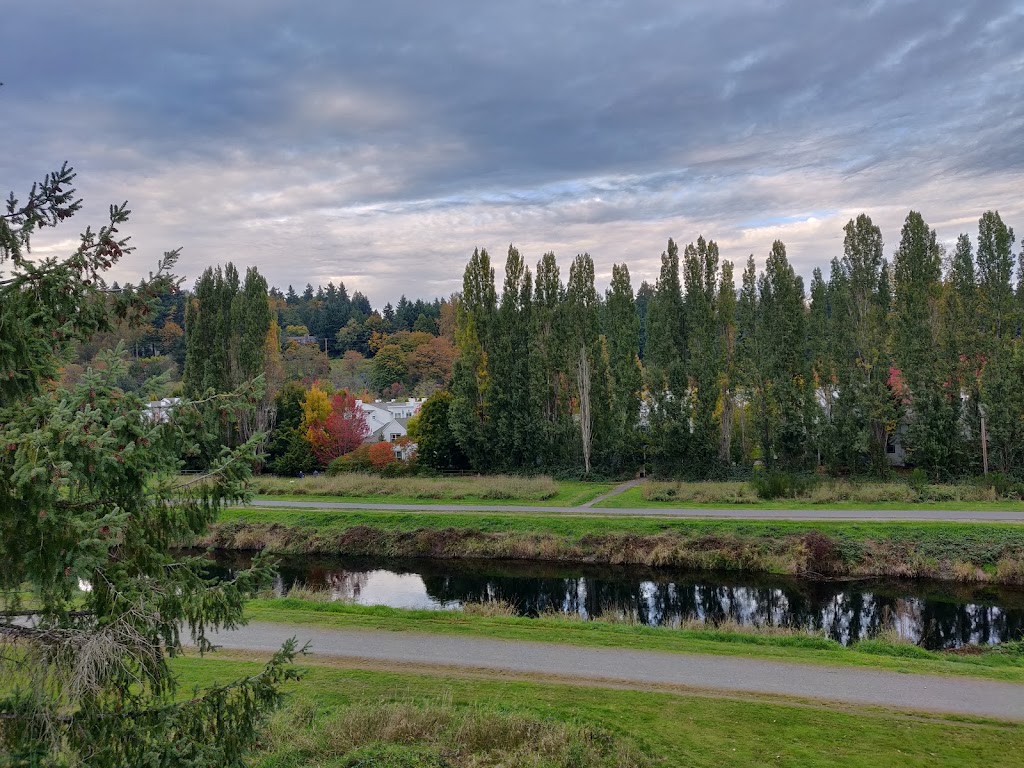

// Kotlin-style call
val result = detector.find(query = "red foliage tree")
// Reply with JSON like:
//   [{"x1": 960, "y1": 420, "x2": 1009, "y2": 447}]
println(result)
[
  {"x1": 368, "y1": 440, "x2": 397, "y2": 470},
  {"x1": 306, "y1": 391, "x2": 370, "y2": 464}
]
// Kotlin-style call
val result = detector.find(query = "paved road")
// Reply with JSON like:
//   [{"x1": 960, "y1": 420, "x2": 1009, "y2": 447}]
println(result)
[
  {"x1": 212, "y1": 622, "x2": 1024, "y2": 719},
  {"x1": 241, "y1": 498, "x2": 1024, "y2": 522}
]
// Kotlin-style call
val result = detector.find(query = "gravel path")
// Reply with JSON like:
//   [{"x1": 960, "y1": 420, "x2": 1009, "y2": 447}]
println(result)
[
  {"x1": 212, "y1": 622, "x2": 1024, "y2": 720},
  {"x1": 241, "y1": 498, "x2": 1024, "y2": 522}
]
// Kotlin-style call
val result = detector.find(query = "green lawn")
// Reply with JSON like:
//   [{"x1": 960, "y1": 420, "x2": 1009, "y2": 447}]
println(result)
[
  {"x1": 244, "y1": 600, "x2": 1024, "y2": 683},
  {"x1": 597, "y1": 485, "x2": 1024, "y2": 511},
  {"x1": 174, "y1": 654, "x2": 1024, "y2": 767}
]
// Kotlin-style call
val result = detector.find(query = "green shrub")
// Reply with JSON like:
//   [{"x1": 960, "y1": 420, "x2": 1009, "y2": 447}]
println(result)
[
  {"x1": 750, "y1": 471, "x2": 818, "y2": 500},
  {"x1": 909, "y1": 468, "x2": 929, "y2": 495}
]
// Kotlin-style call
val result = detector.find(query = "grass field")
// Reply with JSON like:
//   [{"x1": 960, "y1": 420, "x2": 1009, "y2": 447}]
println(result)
[
  {"x1": 243, "y1": 599, "x2": 1024, "y2": 683},
  {"x1": 596, "y1": 481, "x2": 1024, "y2": 510},
  {"x1": 175, "y1": 654, "x2": 1024, "y2": 767},
  {"x1": 205, "y1": 508, "x2": 1024, "y2": 583},
  {"x1": 250, "y1": 474, "x2": 614, "y2": 507}
]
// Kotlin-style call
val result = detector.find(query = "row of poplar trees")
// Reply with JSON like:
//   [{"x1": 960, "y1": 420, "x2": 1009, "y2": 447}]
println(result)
[{"x1": 447, "y1": 210, "x2": 1023, "y2": 480}]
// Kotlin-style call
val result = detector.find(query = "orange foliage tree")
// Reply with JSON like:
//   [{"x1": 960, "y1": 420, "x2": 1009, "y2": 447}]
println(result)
[{"x1": 368, "y1": 440, "x2": 397, "y2": 470}]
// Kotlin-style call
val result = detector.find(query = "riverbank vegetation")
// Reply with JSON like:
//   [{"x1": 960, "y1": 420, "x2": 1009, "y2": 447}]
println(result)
[
  {"x1": 175, "y1": 656, "x2": 1024, "y2": 767},
  {"x1": 242, "y1": 599, "x2": 1024, "y2": 683},
  {"x1": 204, "y1": 509, "x2": 1024, "y2": 584}
]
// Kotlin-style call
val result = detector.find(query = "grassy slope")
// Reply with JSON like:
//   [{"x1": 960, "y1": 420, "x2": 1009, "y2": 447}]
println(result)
[
  {"x1": 596, "y1": 485, "x2": 1024, "y2": 511},
  {"x1": 207, "y1": 507, "x2": 1024, "y2": 583},
  {"x1": 174, "y1": 655, "x2": 1024, "y2": 767},
  {"x1": 244, "y1": 600, "x2": 1024, "y2": 683},
  {"x1": 216, "y1": 506, "x2": 1024, "y2": 538}
]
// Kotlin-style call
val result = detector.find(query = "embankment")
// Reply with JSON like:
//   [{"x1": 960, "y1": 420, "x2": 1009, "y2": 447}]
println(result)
[{"x1": 201, "y1": 509, "x2": 1024, "y2": 584}]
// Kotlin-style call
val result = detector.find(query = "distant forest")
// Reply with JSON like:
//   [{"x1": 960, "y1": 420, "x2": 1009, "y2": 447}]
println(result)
[{"x1": 69, "y1": 208, "x2": 1024, "y2": 481}]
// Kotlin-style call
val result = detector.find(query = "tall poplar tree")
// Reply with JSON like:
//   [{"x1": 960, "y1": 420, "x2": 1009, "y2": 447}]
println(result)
[
  {"x1": 645, "y1": 239, "x2": 688, "y2": 475},
  {"x1": 683, "y1": 236, "x2": 721, "y2": 476},
  {"x1": 489, "y1": 245, "x2": 535, "y2": 469},
  {"x1": 449, "y1": 248, "x2": 497, "y2": 470},
  {"x1": 832, "y1": 214, "x2": 893, "y2": 474},
  {"x1": 530, "y1": 252, "x2": 572, "y2": 466},
  {"x1": 892, "y1": 211, "x2": 961, "y2": 477},
  {"x1": 605, "y1": 263, "x2": 642, "y2": 472},
  {"x1": 756, "y1": 241, "x2": 811, "y2": 469},
  {"x1": 716, "y1": 260, "x2": 738, "y2": 463},
  {"x1": 566, "y1": 253, "x2": 610, "y2": 473}
]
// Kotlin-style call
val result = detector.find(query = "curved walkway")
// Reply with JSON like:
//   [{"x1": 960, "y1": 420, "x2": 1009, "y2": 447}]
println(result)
[
  {"x1": 212, "y1": 622, "x2": 1024, "y2": 720},
  {"x1": 242, "y1": 498, "x2": 1024, "y2": 522}
]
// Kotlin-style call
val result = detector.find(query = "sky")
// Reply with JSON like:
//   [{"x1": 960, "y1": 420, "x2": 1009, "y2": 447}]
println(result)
[{"x1": 4, "y1": 0, "x2": 1023, "y2": 305}]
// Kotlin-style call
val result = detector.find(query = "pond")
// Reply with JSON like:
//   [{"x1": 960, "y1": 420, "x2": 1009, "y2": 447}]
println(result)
[{"x1": 207, "y1": 552, "x2": 1024, "y2": 651}]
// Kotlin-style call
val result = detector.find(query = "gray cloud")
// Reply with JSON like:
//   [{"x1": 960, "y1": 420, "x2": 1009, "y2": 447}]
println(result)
[{"x1": 3, "y1": 0, "x2": 1023, "y2": 303}]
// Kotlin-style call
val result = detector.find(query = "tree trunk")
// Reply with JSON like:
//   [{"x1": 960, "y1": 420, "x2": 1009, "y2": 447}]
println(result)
[{"x1": 577, "y1": 345, "x2": 592, "y2": 474}]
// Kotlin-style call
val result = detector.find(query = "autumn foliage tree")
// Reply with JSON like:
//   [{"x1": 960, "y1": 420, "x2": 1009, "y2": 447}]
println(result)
[
  {"x1": 368, "y1": 440, "x2": 398, "y2": 470},
  {"x1": 304, "y1": 390, "x2": 370, "y2": 464}
]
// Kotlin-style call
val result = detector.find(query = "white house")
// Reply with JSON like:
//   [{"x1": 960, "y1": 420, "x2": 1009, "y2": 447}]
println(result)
[
  {"x1": 356, "y1": 397, "x2": 426, "y2": 460},
  {"x1": 144, "y1": 397, "x2": 180, "y2": 423}
]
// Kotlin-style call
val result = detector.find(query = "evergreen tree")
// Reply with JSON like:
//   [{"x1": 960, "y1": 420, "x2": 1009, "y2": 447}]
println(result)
[{"x1": 0, "y1": 166, "x2": 296, "y2": 766}]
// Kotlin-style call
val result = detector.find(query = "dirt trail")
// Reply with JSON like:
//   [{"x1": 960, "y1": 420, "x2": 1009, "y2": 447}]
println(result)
[{"x1": 578, "y1": 478, "x2": 645, "y2": 508}]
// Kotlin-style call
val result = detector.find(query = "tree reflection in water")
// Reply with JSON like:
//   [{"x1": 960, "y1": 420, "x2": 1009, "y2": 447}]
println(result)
[{"x1": 210, "y1": 553, "x2": 1024, "y2": 651}]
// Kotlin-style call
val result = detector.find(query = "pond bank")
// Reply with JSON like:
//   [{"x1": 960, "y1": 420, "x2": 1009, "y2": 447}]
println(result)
[{"x1": 202, "y1": 509, "x2": 1024, "y2": 585}]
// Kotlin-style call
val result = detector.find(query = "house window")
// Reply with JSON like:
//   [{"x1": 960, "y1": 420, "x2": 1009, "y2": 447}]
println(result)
[
  {"x1": 390, "y1": 433, "x2": 401, "y2": 442},
  {"x1": 886, "y1": 436, "x2": 897, "y2": 454}
]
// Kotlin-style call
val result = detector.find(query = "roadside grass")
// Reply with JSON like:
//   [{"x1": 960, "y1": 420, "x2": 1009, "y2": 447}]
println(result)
[
  {"x1": 205, "y1": 508, "x2": 1024, "y2": 584},
  {"x1": 173, "y1": 655, "x2": 1024, "y2": 767},
  {"x1": 250, "y1": 474, "x2": 614, "y2": 507},
  {"x1": 242, "y1": 599, "x2": 1024, "y2": 683},
  {"x1": 599, "y1": 482, "x2": 1024, "y2": 511}
]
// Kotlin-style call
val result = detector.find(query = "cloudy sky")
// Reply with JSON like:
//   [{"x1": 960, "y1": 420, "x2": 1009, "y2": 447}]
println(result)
[{"x1": 5, "y1": 0, "x2": 1022, "y2": 304}]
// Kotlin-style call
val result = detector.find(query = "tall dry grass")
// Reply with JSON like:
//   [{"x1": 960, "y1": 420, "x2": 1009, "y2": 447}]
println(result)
[
  {"x1": 252, "y1": 473, "x2": 560, "y2": 501},
  {"x1": 644, "y1": 479, "x2": 1004, "y2": 505},
  {"x1": 259, "y1": 697, "x2": 649, "y2": 767}
]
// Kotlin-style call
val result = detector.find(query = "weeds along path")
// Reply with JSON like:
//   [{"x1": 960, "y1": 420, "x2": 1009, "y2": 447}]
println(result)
[
  {"x1": 211, "y1": 622, "x2": 1024, "y2": 720},
  {"x1": 239, "y1": 498, "x2": 1024, "y2": 522}
]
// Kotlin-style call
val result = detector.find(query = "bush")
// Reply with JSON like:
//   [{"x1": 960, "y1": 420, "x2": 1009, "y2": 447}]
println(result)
[
  {"x1": 750, "y1": 471, "x2": 818, "y2": 500},
  {"x1": 909, "y1": 468, "x2": 929, "y2": 495},
  {"x1": 329, "y1": 445, "x2": 373, "y2": 474},
  {"x1": 369, "y1": 441, "x2": 398, "y2": 471}
]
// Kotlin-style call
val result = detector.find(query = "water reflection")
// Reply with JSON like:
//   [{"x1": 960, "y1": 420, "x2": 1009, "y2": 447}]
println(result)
[{"x1": 210, "y1": 553, "x2": 1024, "y2": 651}]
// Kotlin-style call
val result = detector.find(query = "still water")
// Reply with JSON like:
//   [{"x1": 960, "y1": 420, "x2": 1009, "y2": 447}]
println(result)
[{"x1": 209, "y1": 553, "x2": 1024, "y2": 651}]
